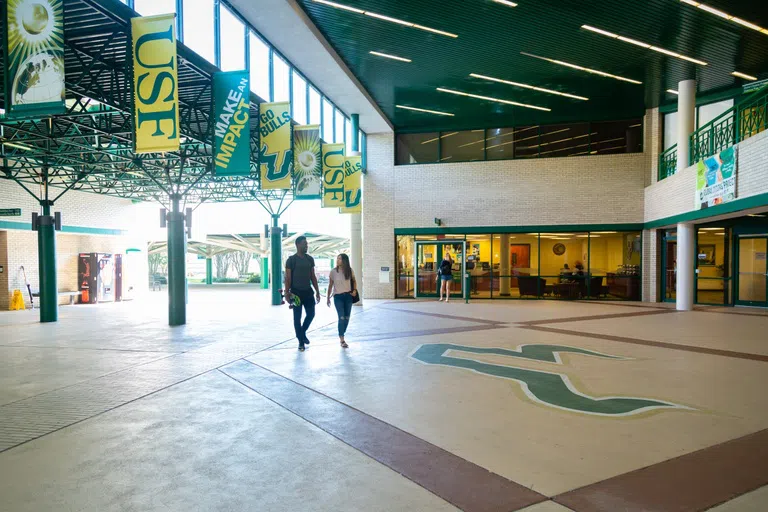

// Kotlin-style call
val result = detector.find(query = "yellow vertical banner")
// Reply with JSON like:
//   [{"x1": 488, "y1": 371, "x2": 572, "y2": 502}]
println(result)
[
  {"x1": 259, "y1": 101, "x2": 292, "y2": 190},
  {"x1": 131, "y1": 14, "x2": 180, "y2": 154},
  {"x1": 340, "y1": 155, "x2": 362, "y2": 214},
  {"x1": 321, "y1": 143, "x2": 345, "y2": 207}
]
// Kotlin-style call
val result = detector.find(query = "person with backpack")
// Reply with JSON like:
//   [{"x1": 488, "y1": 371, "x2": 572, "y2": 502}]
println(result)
[
  {"x1": 439, "y1": 253, "x2": 454, "y2": 302},
  {"x1": 326, "y1": 253, "x2": 357, "y2": 349},
  {"x1": 285, "y1": 236, "x2": 321, "y2": 351}
]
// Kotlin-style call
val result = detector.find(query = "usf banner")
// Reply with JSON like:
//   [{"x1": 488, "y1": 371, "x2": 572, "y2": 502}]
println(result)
[
  {"x1": 340, "y1": 155, "x2": 362, "y2": 214},
  {"x1": 293, "y1": 125, "x2": 322, "y2": 199},
  {"x1": 213, "y1": 71, "x2": 250, "y2": 176},
  {"x1": 4, "y1": 0, "x2": 66, "y2": 118},
  {"x1": 321, "y1": 143, "x2": 345, "y2": 207},
  {"x1": 131, "y1": 14, "x2": 179, "y2": 154},
  {"x1": 695, "y1": 146, "x2": 736, "y2": 210},
  {"x1": 259, "y1": 101, "x2": 292, "y2": 190}
]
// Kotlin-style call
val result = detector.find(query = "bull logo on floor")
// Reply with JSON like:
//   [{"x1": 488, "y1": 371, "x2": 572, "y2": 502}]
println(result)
[{"x1": 410, "y1": 344, "x2": 690, "y2": 416}]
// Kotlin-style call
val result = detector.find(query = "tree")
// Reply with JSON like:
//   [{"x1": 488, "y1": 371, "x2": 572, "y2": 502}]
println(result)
[
  {"x1": 231, "y1": 251, "x2": 252, "y2": 277},
  {"x1": 215, "y1": 253, "x2": 231, "y2": 278},
  {"x1": 148, "y1": 253, "x2": 167, "y2": 276}
]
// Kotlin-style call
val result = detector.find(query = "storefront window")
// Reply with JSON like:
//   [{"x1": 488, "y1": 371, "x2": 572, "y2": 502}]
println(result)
[
  {"x1": 396, "y1": 236, "x2": 415, "y2": 298},
  {"x1": 589, "y1": 232, "x2": 641, "y2": 300},
  {"x1": 466, "y1": 235, "x2": 492, "y2": 298},
  {"x1": 440, "y1": 131, "x2": 484, "y2": 162},
  {"x1": 396, "y1": 133, "x2": 439, "y2": 164},
  {"x1": 696, "y1": 227, "x2": 731, "y2": 305},
  {"x1": 491, "y1": 234, "x2": 540, "y2": 298},
  {"x1": 538, "y1": 232, "x2": 588, "y2": 299}
]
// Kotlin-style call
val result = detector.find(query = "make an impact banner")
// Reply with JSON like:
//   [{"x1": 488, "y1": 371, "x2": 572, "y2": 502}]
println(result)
[
  {"x1": 4, "y1": 0, "x2": 66, "y2": 117},
  {"x1": 213, "y1": 71, "x2": 250, "y2": 176},
  {"x1": 132, "y1": 14, "x2": 179, "y2": 154},
  {"x1": 259, "y1": 101, "x2": 292, "y2": 190},
  {"x1": 321, "y1": 143, "x2": 345, "y2": 208},
  {"x1": 695, "y1": 146, "x2": 736, "y2": 210},
  {"x1": 340, "y1": 155, "x2": 362, "y2": 214},
  {"x1": 293, "y1": 125, "x2": 322, "y2": 199}
]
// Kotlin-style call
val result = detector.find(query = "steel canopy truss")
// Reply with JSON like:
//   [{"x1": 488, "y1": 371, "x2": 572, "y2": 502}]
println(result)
[{"x1": 0, "y1": 0, "x2": 271, "y2": 206}]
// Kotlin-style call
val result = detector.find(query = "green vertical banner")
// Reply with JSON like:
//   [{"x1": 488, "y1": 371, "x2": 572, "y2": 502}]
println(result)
[
  {"x1": 213, "y1": 71, "x2": 251, "y2": 176},
  {"x1": 321, "y1": 143, "x2": 345, "y2": 207},
  {"x1": 293, "y1": 125, "x2": 322, "y2": 199},
  {"x1": 340, "y1": 155, "x2": 362, "y2": 214},
  {"x1": 4, "y1": 0, "x2": 66, "y2": 118}
]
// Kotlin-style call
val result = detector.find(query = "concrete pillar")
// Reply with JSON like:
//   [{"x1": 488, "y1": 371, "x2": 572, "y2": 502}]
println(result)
[
  {"x1": 260, "y1": 232, "x2": 269, "y2": 290},
  {"x1": 270, "y1": 215, "x2": 282, "y2": 305},
  {"x1": 167, "y1": 195, "x2": 187, "y2": 326},
  {"x1": 205, "y1": 257, "x2": 213, "y2": 285},
  {"x1": 37, "y1": 202, "x2": 58, "y2": 323},
  {"x1": 676, "y1": 79, "x2": 696, "y2": 172},
  {"x1": 676, "y1": 223, "x2": 695, "y2": 311},
  {"x1": 350, "y1": 113, "x2": 363, "y2": 304},
  {"x1": 499, "y1": 234, "x2": 510, "y2": 296}
]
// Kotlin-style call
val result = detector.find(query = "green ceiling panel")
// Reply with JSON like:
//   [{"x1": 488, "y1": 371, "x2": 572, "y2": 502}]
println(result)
[{"x1": 296, "y1": 0, "x2": 768, "y2": 131}]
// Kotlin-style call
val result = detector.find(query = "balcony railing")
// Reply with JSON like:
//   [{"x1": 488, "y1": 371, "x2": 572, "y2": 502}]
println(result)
[{"x1": 658, "y1": 144, "x2": 677, "y2": 181}]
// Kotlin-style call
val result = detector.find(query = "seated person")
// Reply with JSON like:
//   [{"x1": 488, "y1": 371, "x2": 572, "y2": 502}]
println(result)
[
  {"x1": 560, "y1": 263, "x2": 573, "y2": 281},
  {"x1": 574, "y1": 261, "x2": 586, "y2": 277}
]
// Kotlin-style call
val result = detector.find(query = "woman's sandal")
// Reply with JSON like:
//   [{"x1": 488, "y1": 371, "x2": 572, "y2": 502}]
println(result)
[{"x1": 340, "y1": 340, "x2": 349, "y2": 348}]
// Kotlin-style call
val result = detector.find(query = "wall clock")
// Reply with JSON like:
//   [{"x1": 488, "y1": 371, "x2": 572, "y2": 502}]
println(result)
[{"x1": 553, "y1": 243, "x2": 566, "y2": 256}]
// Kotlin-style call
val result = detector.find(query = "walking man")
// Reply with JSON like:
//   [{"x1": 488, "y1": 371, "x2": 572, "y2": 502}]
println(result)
[{"x1": 285, "y1": 236, "x2": 321, "y2": 351}]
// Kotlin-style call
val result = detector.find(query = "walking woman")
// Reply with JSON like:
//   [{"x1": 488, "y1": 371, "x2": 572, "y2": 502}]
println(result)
[
  {"x1": 327, "y1": 253, "x2": 357, "y2": 348},
  {"x1": 439, "y1": 252, "x2": 453, "y2": 302}
]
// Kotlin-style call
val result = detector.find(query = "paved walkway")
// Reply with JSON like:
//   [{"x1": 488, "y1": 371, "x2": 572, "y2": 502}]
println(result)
[{"x1": 1, "y1": 287, "x2": 766, "y2": 511}]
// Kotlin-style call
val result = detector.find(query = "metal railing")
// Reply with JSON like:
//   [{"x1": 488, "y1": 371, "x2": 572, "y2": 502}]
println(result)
[{"x1": 658, "y1": 144, "x2": 678, "y2": 181}]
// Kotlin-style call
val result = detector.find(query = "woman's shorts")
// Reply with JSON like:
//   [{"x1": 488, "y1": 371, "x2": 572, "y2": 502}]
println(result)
[{"x1": 440, "y1": 275, "x2": 453, "y2": 281}]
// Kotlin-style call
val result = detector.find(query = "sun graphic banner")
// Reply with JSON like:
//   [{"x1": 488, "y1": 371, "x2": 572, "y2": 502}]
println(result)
[
  {"x1": 259, "y1": 101, "x2": 292, "y2": 190},
  {"x1": 293, "y1": 125, "x2": 322, "y2": 199},
  {"x1": 131, "y1": 14, "x2": 179, "y2": 154},
  {"x1": 695, "y1": 146, "x2": 737, "y2": 210},
  {"x1": 3, "y1": 0, "x2": 66, "y2": 118},
  {"x1": 340, "y1": 155, "x2": 362, "y2": 214},
  {"x1": 212, "y1": 71, "x2": 250, "y2": 176},
  {"x1": 321, "y1": 143, "x2": 345, "y2": 208}
]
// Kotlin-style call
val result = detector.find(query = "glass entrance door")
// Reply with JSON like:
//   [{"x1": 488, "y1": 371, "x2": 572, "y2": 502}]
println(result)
[
  {"x1": 737, "y1": 237, "x2": 768, "y2": 306},
  {"x1": 414, "y1": 241, "x2": 466, "y2": 299},
  {"x1": 662, "y1": 233, "x2": 677, "y2": 302}
]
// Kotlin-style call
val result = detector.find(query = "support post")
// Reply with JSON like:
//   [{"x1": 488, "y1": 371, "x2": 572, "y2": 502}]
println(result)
[
  {"x1": 167, "y1": 194, "x2": 187, "y2": 325},
  {"x1": 676, "y1": 222, "x2": 695, "y2": 311},
  {"x1": 500, "y1": 234, "x2": 511, "y2": 296},
  {"x1": 677, "y1": 79, "x2": 696, "y2": 171},
  {"x1": 271, "y1": 215, "x2": 282, "y2": 305},
  {"x1": 261, "y1": 257, "x2": 269, "y2": 289},
  {"x1": 349, "y1": 113, "x2": 363, "y2": 304},
  {"x1": 205, "y1": 257, "x2": 213, "y2": 285},
  {"x1": 38, "y1": 201, "x2": 58, "y2": 323}
]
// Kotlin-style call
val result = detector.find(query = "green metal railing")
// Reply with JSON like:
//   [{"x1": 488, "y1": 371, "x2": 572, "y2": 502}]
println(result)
[
  {"x1": 659, "y1": 86, "x2": 768, "y2": 181},
  {"x1": 658, "y1": 144, "x2": 677, "y2": 181}
]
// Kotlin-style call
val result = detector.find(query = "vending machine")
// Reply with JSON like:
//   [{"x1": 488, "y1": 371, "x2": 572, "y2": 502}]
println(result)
[
  {"x1": 96, "y1": 253, "x2": 115, "y2": 302},
  {"x1": 78, "y1": 253, "x2": 98, "y2": 304}
]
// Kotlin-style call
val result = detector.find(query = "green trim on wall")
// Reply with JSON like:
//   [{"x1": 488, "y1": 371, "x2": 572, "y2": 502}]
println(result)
[
  {"x1": 645, "y1": 192, "x2": 768, "y2": 229},
  {"x1": 0, "y1": 220, "x2": 127, "y2": 236},
  {"x1": 395, "y1": 224, "x2": 644, "y2": 236}
]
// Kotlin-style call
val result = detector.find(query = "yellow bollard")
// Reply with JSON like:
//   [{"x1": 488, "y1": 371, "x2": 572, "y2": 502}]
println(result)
[{"x1": 10, "y1": 289, "x2": 26, "y2": 311}]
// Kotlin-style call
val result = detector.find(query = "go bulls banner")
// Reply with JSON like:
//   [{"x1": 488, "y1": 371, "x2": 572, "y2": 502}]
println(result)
[
  {"x1": 213, "y1": 71, "x2": 250, "y2": 176},
  {"x1": 321, "y1": 143, "x2": 345, "y2": 208},
  {"x1": 131, "y1": 14, "x2": 179, "y2": 154},
  {"x1": 340, "y1": 155, "x2": 362, "y2": 214},
  {"x1": 259, "y1": 101, "x2": 292, "y2": 190}
]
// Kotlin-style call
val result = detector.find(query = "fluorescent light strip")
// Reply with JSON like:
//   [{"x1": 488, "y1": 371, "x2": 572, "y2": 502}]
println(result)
[
  {"x1": 421, "y1": 132, "x2": 460, "y2": 145},
  {"x1": 581, "y1": 25, "x2": 707, "y2": 66},
  {"x1": 680, "y1": 1, "x2": 768, "y2": 36},
  {"x1": 395, "y1": 105, "x2": 454, "y2": 116},
  {"x1": 436, "y1": 87, "x2": 551, "y2": 112},
  {"x1": 520, "y1": 52, "x2": 642, "y2": 84},
  {"x1": 369, "y1": 51, "x2": 412, "y2": 62},
  {"x1": 470, "y1": 73, "x2": 588, "y2": 101},
  {"x1": 667, "y1": 89, "x2": 679, "y2": 95},
  {"x1": 492, "y1": 0, "x2": 518, "y2": 7},
  {"x1": 732, "y1": 71, "x2": 758, "y2": 81},
  {"x1": 312, "y1": 0, "x2": 458, "y2": 38}
]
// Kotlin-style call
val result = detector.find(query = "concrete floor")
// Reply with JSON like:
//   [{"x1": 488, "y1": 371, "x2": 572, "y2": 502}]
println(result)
[{"x1": 1, "y1": 286, "x2": 767, "y2": 511}]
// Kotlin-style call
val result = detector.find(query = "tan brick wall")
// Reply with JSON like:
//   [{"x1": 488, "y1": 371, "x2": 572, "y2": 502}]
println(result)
[
  {"x1": 641, "y1": 228, "x2": 660, "y2": 302},
  {"x1": 0, "y1": 231, "x2": 8, "y2": 310}
]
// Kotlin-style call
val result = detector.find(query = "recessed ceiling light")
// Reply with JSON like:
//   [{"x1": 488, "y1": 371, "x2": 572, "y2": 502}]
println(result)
[
  {"x1": 369, "y1": 51, "x2": 412, "y2": 62},
  {"x1": 492, "y1": 0, "x2": 518, "y2": 7},
  {"x1": 311, "y1": 0, "x2": 458, "y2": 38},
  {"x1": 581, "y1": 25, "x2": 707, "y2": 65},
  {"x1": 520, "y1": 52, "x2": 642, "y2": 84},
  {"x1": 395, "y1": 105, "x2": 454, "y2": 116},
  {"x1": 679, "y1": 1, "x2": 768, "y2": 35},
  {"x1": 470, "y1": 73, "x2": 589, "y2": 101},
  {"x1": 667, "y1": 89, "x2": 680, "y2": 95},
  {"x1": 436, "y1": 87, "x2": 551, "y2": 112},
  {"x1": 732, "y1": 71, "x2": 758, "y2": 81}
]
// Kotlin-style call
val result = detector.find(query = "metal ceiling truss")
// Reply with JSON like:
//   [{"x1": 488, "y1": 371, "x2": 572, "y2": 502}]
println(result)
[{"x1": 0, "y1": 0, "x2": 278, "y2": 207}]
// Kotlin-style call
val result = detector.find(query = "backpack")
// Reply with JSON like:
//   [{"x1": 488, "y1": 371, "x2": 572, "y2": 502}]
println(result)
[{"x1": 440, "y1": 260, "x2": 452, "y2": 275}]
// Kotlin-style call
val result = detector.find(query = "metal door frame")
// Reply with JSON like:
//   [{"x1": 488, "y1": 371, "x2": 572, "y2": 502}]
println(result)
[
  {"x1": 734, "y1": 234, "x2": 768, "y2": 307},
  {"x1": 414, "y1": 241, "x2": 466, "y2": 300}
]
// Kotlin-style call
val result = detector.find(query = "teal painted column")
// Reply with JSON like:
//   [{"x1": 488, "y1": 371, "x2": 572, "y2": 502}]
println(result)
[
  {"x1": 270, "y1": 215, "x2": 282, "y2": 305},
  {"x1": 205, "y1": 257, "x2": 213, "y2": 285},
  {"x1": 38, "y1": 202, "x2": 58, "y2": 323},
  {"x1": 167, "y1": 195, "x2": 187, "y2": 325},
  {"x1": 350, "y1": 114, "x2": 359, "y2": 151},
  {"x1": 261, "y1": 256, "x2": 269, "y2": 289}
]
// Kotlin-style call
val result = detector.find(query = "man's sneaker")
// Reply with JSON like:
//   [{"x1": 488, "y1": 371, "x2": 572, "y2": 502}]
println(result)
[
  {"x1": 298, "y1": 342, "x2": 306, "y2": 351},
  {"x1": 303, "y1": 335, "x2": 310, "y2": 345}
]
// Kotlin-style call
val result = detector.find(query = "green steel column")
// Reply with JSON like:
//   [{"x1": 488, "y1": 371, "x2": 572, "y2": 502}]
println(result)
[
  {"x1": 38, "y1": 202, "x2": 58, "y2": 323},
  {"x1": 270, "y1": 215, "x2": 282, "y2": 305},
  {"x1": 351, "y1": 114, "x2": 359, "y2": 152},
  {"x1": 261, "y1": 256, "x2": 269, "y2": 289},
  {"x1": 167, "y1": 195, "x2": 187, "y2": 325},
  {"x1": 205, "y1": 257, "x2": 213, "y2": 285}
]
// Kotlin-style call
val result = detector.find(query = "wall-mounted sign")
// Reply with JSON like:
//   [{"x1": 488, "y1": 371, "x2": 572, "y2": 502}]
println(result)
[
  {"x1": 0, "y1": 208, "x2": 22, "y2": 216},
  {"x1": 695, "y1": 146, "x2": 736, "y2": 210}
]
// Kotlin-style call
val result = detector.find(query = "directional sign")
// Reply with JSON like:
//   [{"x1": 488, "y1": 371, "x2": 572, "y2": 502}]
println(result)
[{"x1": 0, "y1": 209, "x2": 21, "y2": 216}]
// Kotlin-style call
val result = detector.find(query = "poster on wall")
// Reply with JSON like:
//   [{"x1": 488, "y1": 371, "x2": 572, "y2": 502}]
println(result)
[
  {"x1": 259, "y1": 101, "x2": 292, "y2": 190},
  {"x1": 132, "y1": 14, "x2": 180, "y2": 154},
  {"x1": 4, "y1": 0, "x2": 66, "y2": 118},
  {"x1": 695, "y1": 146, "x2": 736, "y2": 210},
  {"x1": 212, "y1": 71, "x2": 250, "y2": 176},
  {"x1": 321, "y1": 143, "x2": 345, "y2": 207},
  {"x1": 293, "y1": 125, "x2": 322, "y2": 199},
  {"x1": 340, "y1": 155, "x2": 362, "y2": 214}
]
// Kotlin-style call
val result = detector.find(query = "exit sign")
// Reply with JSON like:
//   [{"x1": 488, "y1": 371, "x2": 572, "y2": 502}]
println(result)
[{"x1": 0, "y1": 208, "x2": 21, "y2": 216}]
